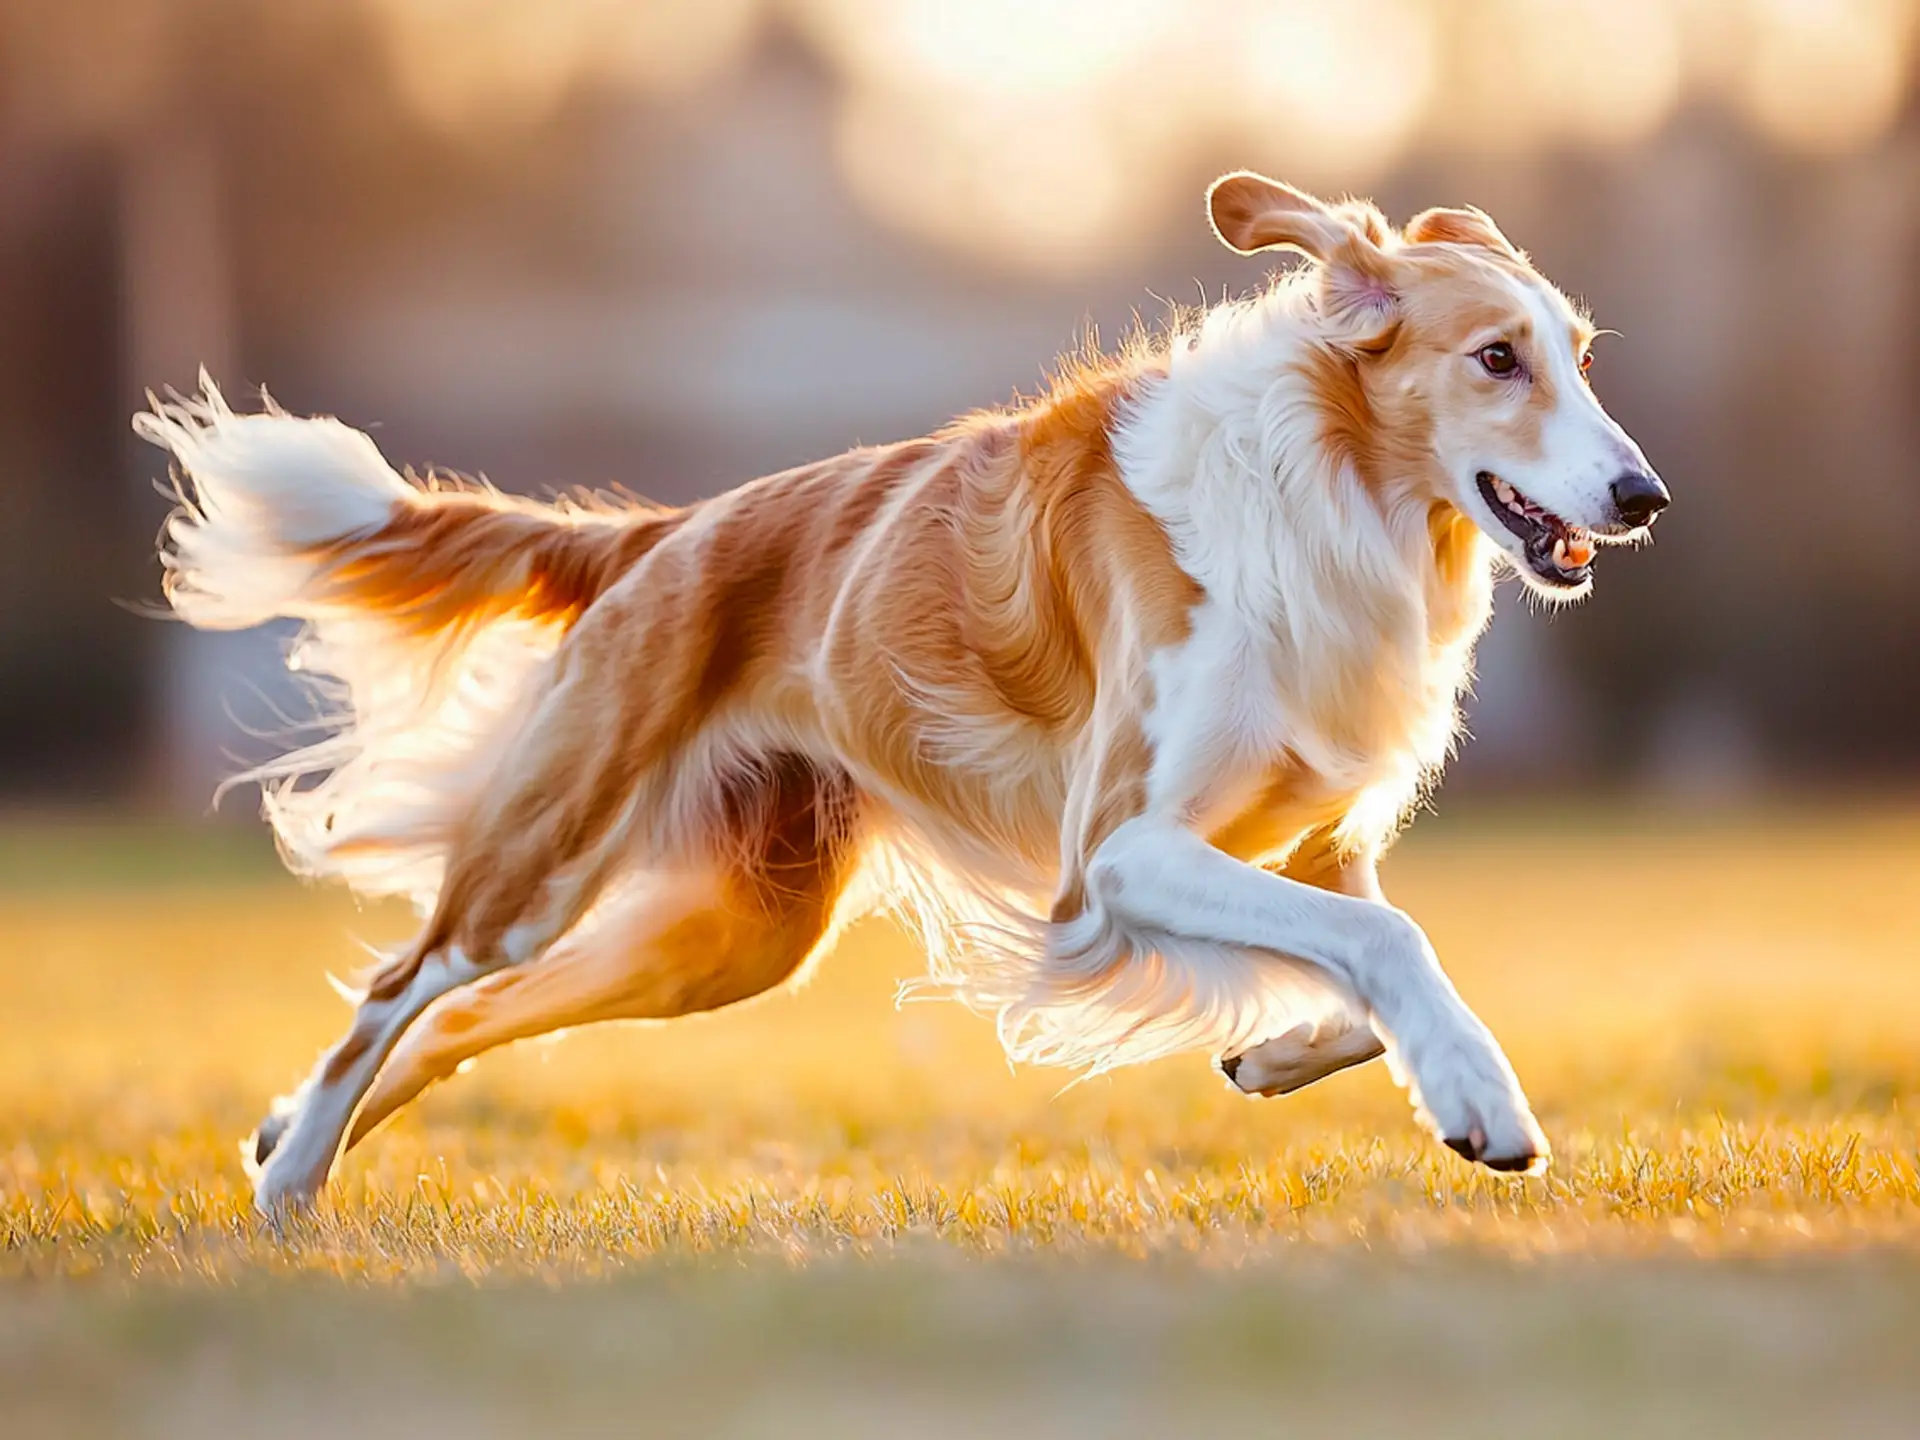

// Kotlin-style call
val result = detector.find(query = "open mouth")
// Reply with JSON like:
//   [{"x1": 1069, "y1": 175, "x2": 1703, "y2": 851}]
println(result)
[{"x1": 1475, "y1": 471, "x2": 1594, "y2": 590}]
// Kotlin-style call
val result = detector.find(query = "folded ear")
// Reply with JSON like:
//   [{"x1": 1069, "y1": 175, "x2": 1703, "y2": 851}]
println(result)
[
  {"x1": 1206, "y1": 171, "x2": 1399, "y2": 341},
  {"x1": 1207, "y1": 172, "x2": 1359, "y2": 259},
  {"x1": 1404, "y1": 205, "x2": 1520, "y2": 258}
]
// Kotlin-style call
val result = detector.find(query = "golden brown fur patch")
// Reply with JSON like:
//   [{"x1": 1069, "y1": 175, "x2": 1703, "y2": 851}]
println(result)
[
  {"x1": 303, "y1": 485, "x2": 681, "y2": 636},
  {"x1": 350, "y1": 352, "x2": 1200, "y2": 1008}
]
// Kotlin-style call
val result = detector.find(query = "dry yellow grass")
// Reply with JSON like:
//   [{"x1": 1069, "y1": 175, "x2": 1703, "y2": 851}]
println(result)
[{"x1": 3, "y1": 806, "x2": 1919, "y2": 1435}]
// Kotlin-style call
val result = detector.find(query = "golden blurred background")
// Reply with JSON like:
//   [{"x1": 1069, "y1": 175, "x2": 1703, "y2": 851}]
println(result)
[{"x1": 0, "y1": 0, "x2": 1915, "y2": 809}]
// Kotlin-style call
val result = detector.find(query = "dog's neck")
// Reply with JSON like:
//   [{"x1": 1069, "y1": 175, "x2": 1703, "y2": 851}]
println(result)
[{"x1": 1112, "y1": 284, "x2": 1497, "y2": 822}]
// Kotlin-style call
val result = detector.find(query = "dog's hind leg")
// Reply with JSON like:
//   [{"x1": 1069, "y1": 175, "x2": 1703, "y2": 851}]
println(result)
[
  {"x1": 246, "y1": 578, "x2": 712, "y2": 1214},
  {"x1": 246, "y1": 942, "x2": 501, "y2": 1214},
  {"x1": 340, "y1": 760, "x2": 862, "y2": 1152}
]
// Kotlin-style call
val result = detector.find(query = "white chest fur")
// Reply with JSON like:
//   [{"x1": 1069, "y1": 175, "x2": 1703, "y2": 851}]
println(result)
[{"x1": 1114, "y1": 298, "x2": 1496, "y2": 848}]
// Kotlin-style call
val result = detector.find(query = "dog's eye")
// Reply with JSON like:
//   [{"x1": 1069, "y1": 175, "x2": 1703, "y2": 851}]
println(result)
[{"x1": 1477, "y1": 342, "x2": 1519, "y2": 377}]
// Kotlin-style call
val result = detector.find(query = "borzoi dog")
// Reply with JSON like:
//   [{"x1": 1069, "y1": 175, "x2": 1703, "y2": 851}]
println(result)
[{"x1": 139, "y1": 173, "x2": 1667, "y2": 1213}]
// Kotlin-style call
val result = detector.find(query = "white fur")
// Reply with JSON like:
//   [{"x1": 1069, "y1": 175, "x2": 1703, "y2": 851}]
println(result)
[
  {"x1": 921, "y1": 276, "x2": 1544, "y2": 1161},
  {"x1": 943, "y1": 281, "x2": 1494, "y2": 1074},
  {"x1": 1451, "y1": 273, "x2": 1658, "y2": 599},
  {"x1": 1516, "y1": 280, "x2": 1653, "y2": 522},
  {"x1": 139, "y1": 378, "x2": 563, "y2": 913},
  {"x1": 249, "y1": 946, "x2": 491, "y2": 1214},
  {"x1": 1119, "y1": 279, "x2": 1493, "y2": 806},
  {"x1": 137, "y1": 377, "x2": 410, "y2": 629},
  {"x1": 1079, "y1": 817, "x2": 1543, "y2": 1163}
]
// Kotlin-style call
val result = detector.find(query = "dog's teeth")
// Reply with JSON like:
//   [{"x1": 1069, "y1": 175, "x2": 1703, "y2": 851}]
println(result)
[
  {"x1": 1552, "y1": 537, "x2": 1569, "y2": 567},
  {"x1": 1493, "y1": 478, "x2": 1516, "y2": 506}
]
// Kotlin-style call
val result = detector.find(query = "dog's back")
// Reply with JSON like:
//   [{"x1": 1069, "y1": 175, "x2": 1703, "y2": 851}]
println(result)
[{"x1": 140, "y1": 364, "x2": 1186, "y2": 926}]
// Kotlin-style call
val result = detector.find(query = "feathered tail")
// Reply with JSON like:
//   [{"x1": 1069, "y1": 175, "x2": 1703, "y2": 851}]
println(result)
[{"x1": 137, "y1": 376, "x2": 677, "y2": 909}]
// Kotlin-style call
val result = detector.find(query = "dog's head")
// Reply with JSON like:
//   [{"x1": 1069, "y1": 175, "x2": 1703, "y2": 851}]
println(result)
[{"x1": 1208, "y1": 171, "x2": 1667, "y2": 599}]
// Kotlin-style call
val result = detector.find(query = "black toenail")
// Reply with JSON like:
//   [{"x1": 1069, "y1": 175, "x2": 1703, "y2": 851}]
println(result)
[
  {"x1": 1442, "y1": 1135, "x2": 1479, "y2": 1163},
  {"x1": 1219, "y1": 1053, "x2": 1243, "y2": 1084},
  {"x1": 1480, "y1": 1152, "x2": 1539, "y2": 1174},
  {"x1": 253, "y1": 1117, "x2": 286, "y2": 1166}
]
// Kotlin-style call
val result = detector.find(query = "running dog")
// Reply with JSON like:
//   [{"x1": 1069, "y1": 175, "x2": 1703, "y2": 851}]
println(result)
[{"x1": 139, "y1": 173, "x2": 1667, "y2": 1213}]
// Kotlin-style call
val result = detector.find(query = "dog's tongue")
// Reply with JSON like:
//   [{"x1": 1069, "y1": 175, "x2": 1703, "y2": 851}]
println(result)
[{"x1": 1552, "y1": 530, "x2": 1594, "y2": 570}]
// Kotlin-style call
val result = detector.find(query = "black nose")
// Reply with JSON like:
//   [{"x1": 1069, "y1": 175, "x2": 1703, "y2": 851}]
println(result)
[{"x1": 1609, "y1": 471, "x2": 1670, "y2": 528}]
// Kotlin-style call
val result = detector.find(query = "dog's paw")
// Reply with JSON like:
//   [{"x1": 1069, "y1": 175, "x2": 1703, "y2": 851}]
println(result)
[
  {"x1": 244, "y1": 1099, "x2": 332, "y2": 1220},
  {"x1": 1442, "y1": 1130, "x2": 1545, "y2": 1173},
  {"x1": 250, "y1": 1147, "x2": 329, "y2": 1221},
  {"x1": 1406, "y1": 1033, "x2": 1549, "y2": 1175},
  {"x1": 1219, "y1": 1019, "x2": 1386, "y2": 1098}
]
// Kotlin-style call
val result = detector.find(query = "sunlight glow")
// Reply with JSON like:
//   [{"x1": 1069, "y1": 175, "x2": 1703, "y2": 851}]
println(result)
[
  {"x1": 370, "y1": 0, "x2": 763, "y2": 132},
  {"x1": 1221, "y1": 0, "x2": 1438, "y2": 180},
  {"x1": 835, "y1": 85, "x2": 1139, "y2": 272},
  {"x1": 1738, "y1": 0, "x2": 1914, "y2": 152},
  {"x1": 1525, "y1": 0, "x2": 1686, "y2": 146},
  {"x1": 360, "y1": 0, "x2": 1919, "y2": 267},
  {"x1": 800, "y1": 0, "x2": 1172, "y2": 102}
]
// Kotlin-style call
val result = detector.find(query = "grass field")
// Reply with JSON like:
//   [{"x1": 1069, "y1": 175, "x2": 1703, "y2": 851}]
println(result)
[{"x1": 4, "y1": 805, "x2": 1919, "y2": 1436}]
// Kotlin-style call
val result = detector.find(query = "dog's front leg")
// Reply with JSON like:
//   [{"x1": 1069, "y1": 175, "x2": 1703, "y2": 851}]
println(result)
[
  {"x1": 1219, "y1": 834, "x2": 1388, "y2": 1097},
  {"x1": 1086, "y1": 816, "x2": 1547, "y2": 1172}
]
